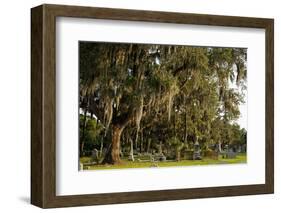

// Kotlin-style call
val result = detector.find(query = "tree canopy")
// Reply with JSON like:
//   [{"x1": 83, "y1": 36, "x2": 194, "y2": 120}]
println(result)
[{"x1": 79, "y1": 42, "x2": 247, "y2": 164}]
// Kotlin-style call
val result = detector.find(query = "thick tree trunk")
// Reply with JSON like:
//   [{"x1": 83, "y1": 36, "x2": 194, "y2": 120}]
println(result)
[
  {"x1": 102, "y1": 125, "x2": 124, "y2": 164},
  {"x1": 102, "y1": 105, "x2": 133, "y2": 164},
  {"x1": 111, "y1": 126, "x2": 123, "y2": 164}
]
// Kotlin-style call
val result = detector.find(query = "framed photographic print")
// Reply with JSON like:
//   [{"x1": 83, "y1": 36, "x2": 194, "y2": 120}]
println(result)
[{"x1": 31, "y1": 4, "x2": 274, "y2": 208}]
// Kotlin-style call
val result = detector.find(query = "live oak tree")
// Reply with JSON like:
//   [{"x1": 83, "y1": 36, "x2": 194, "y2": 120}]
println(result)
[
  {"x1": 79, "y1": 42, "x2": 247, "y2": 164},
  {"x1": 80, "y1": 43, "x2": 180, "y2": 164}
]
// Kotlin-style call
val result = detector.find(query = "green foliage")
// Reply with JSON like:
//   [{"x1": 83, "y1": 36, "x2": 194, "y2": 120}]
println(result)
[
  {"x1": 79, "y1": 115, "x2": 103, "y2": 147},
  {"x1": 167, "y1": 137, "x2": 181, "y2": 146},
  {"x1": 79, "y1": 42, "x2": 247, "y2": 162}
]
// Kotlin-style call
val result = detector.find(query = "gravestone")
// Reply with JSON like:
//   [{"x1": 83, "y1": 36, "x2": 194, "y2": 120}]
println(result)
[
  {"x1": 91, "y1": 149, "x2": 99, "y2": 163},
  {"x1": 214, "y1": 142, "x2": 222, "y2": 153},
  {"x1": 158, "y1": 153, "x2": 166, "y2": 162},
  {"x1": 222, "y1": 145, "x2": 237, "y2": 159},
  {"x1": 185, "y1": 150, "x2": 194, "y2": 160},
  {"x1": 193, "y1": 141, "x2": 202, "y2": 160},
  {"x1": 204, "y1": 150, "x2": 219, "y2": 160},
  {"x1": 225, "y1": 151, "x2": 237, "y2": 159}
]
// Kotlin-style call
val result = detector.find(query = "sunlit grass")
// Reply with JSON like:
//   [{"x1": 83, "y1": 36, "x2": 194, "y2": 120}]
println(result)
[{"x1": 80, "y1": 154, "x2": 246, "y2": 170}]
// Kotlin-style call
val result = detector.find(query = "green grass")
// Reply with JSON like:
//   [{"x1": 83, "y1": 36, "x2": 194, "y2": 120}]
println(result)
[{"x1": 80, "y1": 154, "x2": 246, "y2": 170}]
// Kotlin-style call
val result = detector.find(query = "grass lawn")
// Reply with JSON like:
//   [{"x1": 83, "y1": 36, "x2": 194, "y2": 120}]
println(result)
[{"x1": 80, "y1": 154, "x2": 246, "y2": 170}]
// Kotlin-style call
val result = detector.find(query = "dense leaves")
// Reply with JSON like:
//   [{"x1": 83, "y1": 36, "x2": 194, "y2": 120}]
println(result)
[{"x1": 79, "y1": 42, "x2": 247, "y2": 164}]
